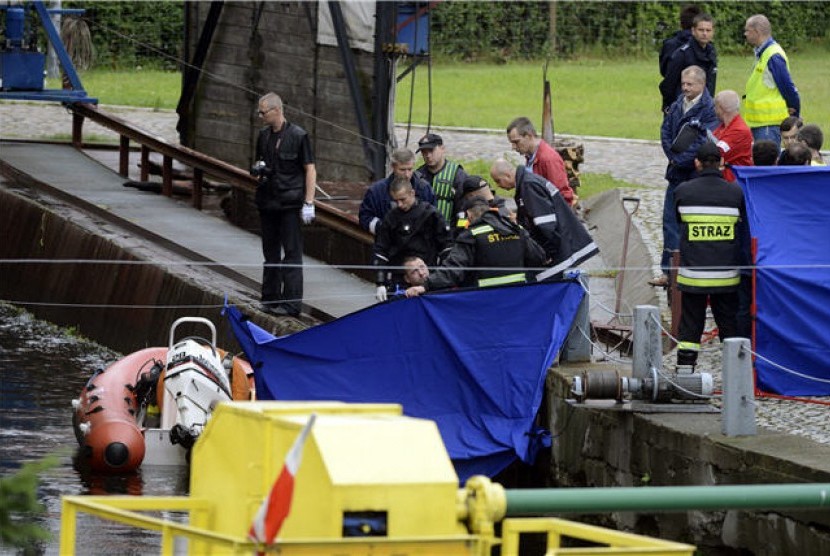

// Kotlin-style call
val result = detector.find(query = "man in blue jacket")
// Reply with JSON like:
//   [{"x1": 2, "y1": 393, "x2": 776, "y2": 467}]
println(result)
[
  {"x1": 652, "y1": 65, "x2": 718, "y2": 287},
  {"x1": 359, "y1": 148, "x2": 436, "y2": 236},
  {"x1": 659, "y1": 13, "x2": 717, "y2": 113},
  {"x1": 658, "y1": 4, "x2": 701, "y2": 80}
]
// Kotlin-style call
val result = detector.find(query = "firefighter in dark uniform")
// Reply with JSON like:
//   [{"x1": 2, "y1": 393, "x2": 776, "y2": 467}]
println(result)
[
  {"x1": 405, "y1": 197, "x2": 546, "y2": 296},
  {"x1": 453, "y1": 174, "x2": 513, "y2": 236},
  {"x1": 372, "y1": 176, "x2": 451, "y2": 302},
  {"x1": 490, "y1": 159, "x2": 599, "y2": 281},
  {"x1": 674, "y1": 141, "x2": 747, "y2": 370}
]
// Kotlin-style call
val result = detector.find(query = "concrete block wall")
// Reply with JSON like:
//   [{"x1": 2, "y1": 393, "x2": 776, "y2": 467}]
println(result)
[{"x1": 547, "y1": 368, "x2": 830, "y2": 554}]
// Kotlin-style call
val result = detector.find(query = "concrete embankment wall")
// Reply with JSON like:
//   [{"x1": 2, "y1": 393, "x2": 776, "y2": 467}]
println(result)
[
  {"x1": 0, "y1": 186, "x2": 285, "y2": 353},
  {"x1": 546, "y1": 368, "x2": 830, "y2": 555}
]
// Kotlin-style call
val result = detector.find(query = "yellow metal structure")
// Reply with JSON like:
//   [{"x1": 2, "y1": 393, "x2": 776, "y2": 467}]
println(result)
[
  {"x1": 59, "y1": 402, "x2": 697, "y2": 555},
  {"x1": 501, "y1": 517, "x2": 694, "y2": 555},
  {"x1": 190, "y1": 402, "x2": 468, "y2": 544}
]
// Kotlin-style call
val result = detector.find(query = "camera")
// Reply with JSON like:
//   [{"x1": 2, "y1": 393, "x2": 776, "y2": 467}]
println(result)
[{"x1": 250, "y1": 160, "x2": 272, "y2": 180}]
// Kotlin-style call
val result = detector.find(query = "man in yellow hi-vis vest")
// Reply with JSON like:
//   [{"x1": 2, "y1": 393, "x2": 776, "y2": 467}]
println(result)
[{"x1": 741, "y1": 14, "x2": 800, "y2": 146}]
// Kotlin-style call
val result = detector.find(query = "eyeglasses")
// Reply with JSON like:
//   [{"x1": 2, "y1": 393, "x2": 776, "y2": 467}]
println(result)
[{"x1": 258, "y1": 106, "x2": 277, "y2": 116}]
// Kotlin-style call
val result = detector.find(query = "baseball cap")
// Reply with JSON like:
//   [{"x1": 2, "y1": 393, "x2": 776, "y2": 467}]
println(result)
[
  {"x1": 461, "y1": 175, "x2": 489, "y2": 195},
  {"x1": 696, "y1": 141, "x2": 721, "y2": 162},
  {"x1": 417, "y1": 133, "x2": 443, "y2": 151},
  {"x1": 461, "y1": 196, "x2": 491, "y2": 212}
]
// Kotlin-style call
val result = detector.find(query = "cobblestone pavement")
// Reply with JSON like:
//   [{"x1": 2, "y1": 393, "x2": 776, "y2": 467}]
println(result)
[{"x1": 3, "y1": 101, "x2": 828, "y2": 445}]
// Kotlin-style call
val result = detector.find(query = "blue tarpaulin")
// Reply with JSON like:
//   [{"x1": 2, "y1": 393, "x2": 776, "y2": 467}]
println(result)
[
  {"x1": 734, "y1": 165, "x2": 830, "y2": 395},
  {"x1": 225, "y1": 281, "x2": 585, "y2": 482}
]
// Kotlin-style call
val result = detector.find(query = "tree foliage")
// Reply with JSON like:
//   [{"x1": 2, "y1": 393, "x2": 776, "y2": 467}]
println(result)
[
  {"x1": 64, "y1": 1, "x2": 184, "y2": 69},
  {"x1": 0, "y1": 457, "x2": 58, "y2": 552},
  {"x1": 430, "y1": 1, "x2": 830, "y2": 60}
]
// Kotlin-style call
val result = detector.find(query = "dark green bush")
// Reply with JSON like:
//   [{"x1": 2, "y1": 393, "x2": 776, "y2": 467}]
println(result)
[
  {"x1": 430, "y1": 1, "x2": 830, "y2": 60},
  {"x1": 65, "y1": 1, "x2": 183, "y2": 70}
]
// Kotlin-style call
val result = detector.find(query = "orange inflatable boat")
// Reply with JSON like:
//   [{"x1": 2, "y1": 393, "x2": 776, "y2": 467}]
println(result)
[{"x1": 72, "y1": 317, "x2": 253, "y2": 473}]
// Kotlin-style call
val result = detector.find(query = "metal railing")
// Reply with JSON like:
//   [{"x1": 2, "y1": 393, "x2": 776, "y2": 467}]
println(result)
[{"x1": 67, "y1": 102, "x2": 371, "y2": 245}]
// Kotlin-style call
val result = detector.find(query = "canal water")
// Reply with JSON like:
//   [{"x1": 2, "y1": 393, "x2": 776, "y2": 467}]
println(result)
[{"x1": 0, "y1": 303, "x2": 188, "y2": 555}]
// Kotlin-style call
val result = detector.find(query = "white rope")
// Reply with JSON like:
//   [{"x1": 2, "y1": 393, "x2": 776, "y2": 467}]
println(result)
[
  {"x1": 573, "y1": 274, "x2": 632, "y2": 319},
  {"x1": 573, "y1": 323, "x2": 632, "y2": 364},
  {"x1": 741, "y1": 344, "x2": 830, "y2": 385},
  {"x1": 649, "y1": 313, "x2": 721, "y2": 353}
]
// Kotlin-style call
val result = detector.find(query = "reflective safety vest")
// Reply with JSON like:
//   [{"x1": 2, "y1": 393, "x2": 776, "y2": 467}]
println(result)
[
  {"x1": 431, "y1": 161, "x2": 460, "y2": 223},
  {"x1": 676, "y1": 205, "x2": 741, "y2": 290},
  {"x1": 469, "y1": 222, "x2": 527, "y2": 288},
  {"x1": 742, "y1": 43, "x2": 790, "y2": 128}
]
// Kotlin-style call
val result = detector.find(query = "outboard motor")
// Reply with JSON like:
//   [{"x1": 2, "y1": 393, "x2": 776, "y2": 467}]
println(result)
[{"x1": 161, "y1": 317, "x2": 232, "y2": 449}]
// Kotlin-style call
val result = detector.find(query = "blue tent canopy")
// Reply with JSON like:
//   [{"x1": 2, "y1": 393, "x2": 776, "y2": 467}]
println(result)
[
  {"x1": 735, "y1": 165, "x2": 830, "y2": 395},
  {"x1": 224, "y1": 281, "x2": 585, "y2": 482}
]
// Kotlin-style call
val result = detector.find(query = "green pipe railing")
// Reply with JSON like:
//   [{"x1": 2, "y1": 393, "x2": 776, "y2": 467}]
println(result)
[{"x1": 505, "y1": 483, "x2": 830, "y2": 515}]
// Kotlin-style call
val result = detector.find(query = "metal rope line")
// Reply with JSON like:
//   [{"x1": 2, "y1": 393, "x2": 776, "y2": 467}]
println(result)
[
  {"x1": 0, "y1": 258, "x2": 554, "y2": 274},
  {"x1": 79, "y1": 17, "x2": 387, "y2": 149},
  {"x1": 648, "y1": 313, "x2": 721, "y2": 353},
  {"x1": 573, "y1": 324, "x2": 632, "y2": 364},
  {"x1": 573, "y1": 274, "x2": 632, "y2": 319},
  {"x1": 9, "y1": 258, "x2": 830, "y2": 273},
  {"x1": 653, "y1": 366, "x2": 720, "y2": 400},
  {"x1": 741, "y1": 344, "x2": 830, "y2": 385}
]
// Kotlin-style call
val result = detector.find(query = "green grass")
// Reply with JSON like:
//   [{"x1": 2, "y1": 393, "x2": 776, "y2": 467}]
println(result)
[
  {"x1": 458, "y1": 159, "x2": 641, "y2": 201},
  {"x1": 57, "y1": 46, "x2": 828, "y2": 141},
  {"x1": 396, "y1": 47, "x2": 830, "y2": 140},
  {"x1": 47, "y1": 69, "x2": 180, "y2": 109}
]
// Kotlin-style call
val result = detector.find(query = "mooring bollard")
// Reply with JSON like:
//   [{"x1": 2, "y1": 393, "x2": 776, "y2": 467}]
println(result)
[
  {"x1": 632, "y1": 305, "x2": 662, "y2": 380},
  {"x1": 722, "y1": 337, "x2": 756, "y2": 436},
  {"x1": 561, "y1": 272, "x2": 592, "y2": 362}
]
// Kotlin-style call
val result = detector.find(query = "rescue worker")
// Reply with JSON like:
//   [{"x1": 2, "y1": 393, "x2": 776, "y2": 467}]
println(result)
[
  {"x1": 674, "y1": 142, "x2": 747, "y2": 371},
  {"x1": 372, "y1": 176, "x2": 450, "y2": 302},
  {"x1": 742, "y1": 14, "x2": 800, "y2": 144},
  {"x1": 415, "y1": 133, "x2": 468, "y2": 228},
  {"x1": 490, "y1": 159, "x2": 599, "y2": 281},
  {"x1": 405, "y1": 197, "x2": 546, "y2": 297},
  {"x1": 359, "y1": 148, "x2": 436, "y2": 235},
  {"x1": 454, "y1": 174, "x2": 512, "y2": 235}
]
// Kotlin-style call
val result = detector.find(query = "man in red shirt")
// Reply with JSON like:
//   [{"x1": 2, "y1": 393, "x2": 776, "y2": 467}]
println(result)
[
  {"x1": 506, "y1": 117, "x2": 575, "y2": 206},
  {"x1": 713, "y1": 90, "x2": 753, "y2": 182}
]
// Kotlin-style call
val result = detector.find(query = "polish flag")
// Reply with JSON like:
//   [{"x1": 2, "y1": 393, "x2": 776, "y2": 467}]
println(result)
[{"x1": 248, "y1": 413, "x2": 317, "y2": 545}]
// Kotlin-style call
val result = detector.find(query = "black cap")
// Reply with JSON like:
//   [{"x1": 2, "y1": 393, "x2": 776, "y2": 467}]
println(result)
[
  {"x1": 417, "y1": 133, "x2": 443, "y2": 151},
  {"x1": 461, "y1": 175, "x2": 489, "y2": 195},
  {"x1": 462, "y1": 196, "x2": 491, "y2": 212},
  {"x1": 696, "y1": 141, "x2": 721, "y2": 162}
]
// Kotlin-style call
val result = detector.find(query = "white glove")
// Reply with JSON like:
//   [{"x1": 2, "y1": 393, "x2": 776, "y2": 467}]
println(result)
[
  {"x1": 301, "y1": 203, "x2": 315, "y2": 224},
  {"x1": 375, "y1": 285, "x2": 388, "y2": 303}
]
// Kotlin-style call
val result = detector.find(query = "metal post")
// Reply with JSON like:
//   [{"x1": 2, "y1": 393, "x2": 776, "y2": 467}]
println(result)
[
  {"x1": 722, "y1": 337, "x2": 756, "y2": 437},
  {"x1": 632, "y1": 305, "x2": 661, "y2": 379},
  {"x1": 561, "y1": 273, "x2": 591, "y2": 362}
]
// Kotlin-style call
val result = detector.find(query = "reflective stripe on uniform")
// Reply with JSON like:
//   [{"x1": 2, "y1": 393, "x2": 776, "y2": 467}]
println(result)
[
  {"x1": 533, "y1": 214, "x2": 557, "y2": 225},
  {"x1": 535, "y1": 240, "x2": 599, "y2": 281},
  {"x1": 678, "y1": 205, "x2": 740, "y2": 218},
  {"x1": 543, "y1": 181, "x2": 559, "y2": 199},
  {"x1": 433, "y1": 161, "x2": 459, "y2": 222},
  {"x1": 470, "y1": 224, "x2": 494, "y2": 236},
  {"x1": 478, "y1": 273, "x2": 525, "y2": 287},
  {"x1": 677, "y1": 267, "x2": 740, "y2": 288},
  {"x1": 677, "y1": 341, "x2": 701, "y2": 352},
  {"x1": 681, "y1": 214, "x2": 739, "y2": 223}
]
